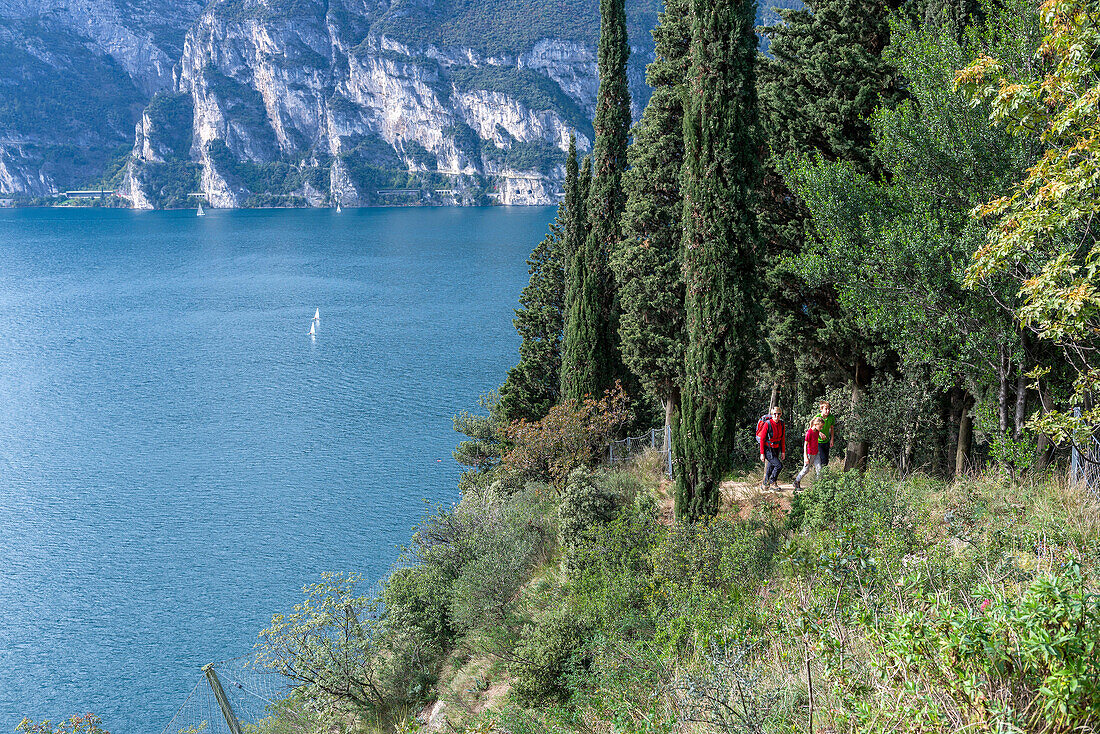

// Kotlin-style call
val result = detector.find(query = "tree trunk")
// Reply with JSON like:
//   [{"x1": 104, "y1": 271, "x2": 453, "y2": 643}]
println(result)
[
  {"x1": 997, "y1": 345, "x2": 1010, "y2": 434},
  {"x1": 901, "y1": 430, "x2": 915, "y2": 476},
  {"x1": 1014, "y1": 366, "x2": 1028, "y2": 439},
  {"x1": 661, "y1": 388, "x2": 680, "y2": 452},
  {"x1": 844, "y1": 359, "x2": 871, "y2": 471},
  {"x1": 1035, "y1": 378, "x2": 1055, "y2": 471},
  {"x1": 956, "y1": 403, "x2": 973, "y2": 477},
  {"x1": 941, "y1": 391, "x2": 959, "y2": 478}
]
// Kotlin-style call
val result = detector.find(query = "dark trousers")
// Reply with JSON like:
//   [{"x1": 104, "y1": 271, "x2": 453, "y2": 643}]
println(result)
[
  {"x1": 764, "y1": 447, "x2": 783, "y2": 484},
  {"x1": 819, "y1": 442, "x2": 831, "y2": 467}
]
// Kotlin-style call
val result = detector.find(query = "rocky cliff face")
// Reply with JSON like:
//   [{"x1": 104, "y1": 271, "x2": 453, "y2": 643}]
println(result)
[
  {"x1": 0, "y1": 0, "x2": 205, "y2": 196},
  {"x1": 125, "y1": 0, "x2": 653, "y2": 208},
  {"x1": 3, "y1": 0, "x2": 796, "y2": 206}
]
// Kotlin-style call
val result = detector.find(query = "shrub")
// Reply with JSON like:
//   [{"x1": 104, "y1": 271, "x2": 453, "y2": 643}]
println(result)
[
  {"x1": 501, "y1": 382, "x2": 631, "y2": 488},
  {"x1": 383, "y1": 563, "x2": 454, "y2": 650},
  {"x1": 558, "y1": 467, "x2": 618, "y2": 572},
  {"x1": 567, "y1": 495, "x2": 663, "y2": 636},
  {"x1": 787, "y1": 467, "x2": 897, "y2": 532},
  {"x1": 511, "y1": 605, "x2": 593, "y2": 703},
  {"x1": 17, "y1": 716, "x2": 109, "y2": 734},
  {"x1": 404, "y1": 485, "x2": 554, "y2": 637},
  {"x1": 836, "y1": 562, "x2": 1100, "y2": 733},
  {"x1": 254, "y1": 572, "x2": 392, "y2": 715},
  {"x1": 652, "y1": 520, "x2": 770, "y2": 650}
]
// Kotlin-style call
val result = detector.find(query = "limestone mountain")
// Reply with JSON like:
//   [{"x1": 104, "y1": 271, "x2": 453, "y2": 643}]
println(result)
[{"x1": 1, "y1": 0, "x2": 801, "y2": 206}]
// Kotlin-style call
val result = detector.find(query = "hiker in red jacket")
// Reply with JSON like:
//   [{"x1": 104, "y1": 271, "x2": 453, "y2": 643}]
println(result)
[{"x1": 758, "y1": 405, "x2": 786, "y2": 490}]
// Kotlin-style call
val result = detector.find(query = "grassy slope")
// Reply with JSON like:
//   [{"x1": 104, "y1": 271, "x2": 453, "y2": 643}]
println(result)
[{"x1": 411, "y1": 457, "x2": 1100, "y2": 732}]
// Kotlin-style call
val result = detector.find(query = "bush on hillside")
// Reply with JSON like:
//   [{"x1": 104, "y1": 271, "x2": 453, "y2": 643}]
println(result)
[
  {"x1": 788, "y1": 467, "x2": 898, "y2": 532},
  {"x1": 390, "y1": 484, "x2": 555, "y2": 647},
  {"x1": 254, "y1": 573, "x2": 394, "y2": 716},
  {"x1": 832, "y1": 562, "x2": 1100, "y2": 733},
  {"x1": 511, "y1": 605, "x2": 594, "y2": 704},
  {"x1": 558, "y1": 467, "x2": 618, "y2": 572},
  {"x1": 500, "y1": 382, "x2": 631, "y2": 489},
  {"x1": 652, "y1": 520, "x2": 772, "y2": 650},
  {"x1": 568, "y1": 495, "x2": 663, "y2": 638},
  {"x1": 383, "y1": 563, "x2": 454, "y2": 651}
]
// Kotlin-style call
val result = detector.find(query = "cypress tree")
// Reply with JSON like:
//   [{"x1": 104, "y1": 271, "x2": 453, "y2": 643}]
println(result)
[
  {"x1": 614, "y1": 0, "x2": 691, "y2": 438},
  {"x1": 498, "y1": 206, "x2": 566, "y2": 424},
  {"x1": 561, "y1": 0, "x2": 631, "y2": 401},
  {"x1": 673, "y1": 0, "x2": 762, "y2": 521},
  {"x1": 561, "y1": 136, "x2": 585, "y2": 323}
]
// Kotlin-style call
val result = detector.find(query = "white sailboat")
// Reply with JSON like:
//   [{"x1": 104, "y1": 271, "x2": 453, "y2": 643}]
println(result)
[
  {"x1": 197, "y1": 202, "x2": 205, "y2": 216},
  {"x1": 336, "y1": 202, "x2": 342, "y2": 213},
  {"x1": 309, "y1": 321, "x2": 316, "y2": 338},
  {"x1": 313, "y1": 308, "x2": 320, "y2": 324}
]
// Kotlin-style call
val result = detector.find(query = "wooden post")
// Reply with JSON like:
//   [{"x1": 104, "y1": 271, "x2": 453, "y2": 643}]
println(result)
[{"x1": 203, "y1": 664, "x2": 243, "y2": 734}]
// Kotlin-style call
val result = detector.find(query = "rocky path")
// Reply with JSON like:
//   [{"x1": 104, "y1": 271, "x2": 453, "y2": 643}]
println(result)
[{"x1": 657, "y1": 475, "x2": 796, "y2": 524}]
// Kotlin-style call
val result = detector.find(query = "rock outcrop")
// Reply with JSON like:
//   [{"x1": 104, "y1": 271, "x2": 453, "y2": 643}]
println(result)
[{"x1": 125, "y1": 0, "x2": 650, "y2": 208}]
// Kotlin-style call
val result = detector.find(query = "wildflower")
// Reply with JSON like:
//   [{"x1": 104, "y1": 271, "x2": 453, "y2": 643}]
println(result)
[{"x1": 980, "y1": 599, "x2": 991, "y2": 612}]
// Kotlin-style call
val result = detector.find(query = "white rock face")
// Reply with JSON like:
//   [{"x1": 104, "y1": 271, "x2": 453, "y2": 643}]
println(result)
[
  {"x1": 128, "y1": 0, "x2": 618, "y2": 208},
  {"x1": 0, "y1": 145, "x2": 57, "y2": 196}
]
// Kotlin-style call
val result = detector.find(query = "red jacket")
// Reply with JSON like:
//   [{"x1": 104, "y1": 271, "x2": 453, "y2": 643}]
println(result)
[{"x1": 760, "y1": 418, "x2": 785, "y2": 453}]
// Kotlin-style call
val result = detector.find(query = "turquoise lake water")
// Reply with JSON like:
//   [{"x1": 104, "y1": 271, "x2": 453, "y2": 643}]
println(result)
[{"x1": 0, "y1": 206, "x2": 553, "y2": 733}]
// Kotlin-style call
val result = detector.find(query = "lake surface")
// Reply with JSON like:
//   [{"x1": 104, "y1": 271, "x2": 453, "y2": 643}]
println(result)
[{"x1": 0, "y1": 206, "x2": 553, "y2": 733}]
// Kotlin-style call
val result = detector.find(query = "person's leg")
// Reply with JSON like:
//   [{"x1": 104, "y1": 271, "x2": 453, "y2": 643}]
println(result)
[
  {"x1": 819, "y1": 442, "x2": 830, "y2": 467},
  {"x1": 765, "y1": 448, "x2": 780, "y2": 485},
  {"x1": 795, "y1": 459, "x2": 811, "y2": 483},
  {"x1": 770, "y1": 450, "x2": 783, "y2": 485}
]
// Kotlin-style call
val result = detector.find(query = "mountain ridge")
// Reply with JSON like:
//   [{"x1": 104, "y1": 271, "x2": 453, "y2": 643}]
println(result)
[{"x1": 0, "y1": 0, "x2": 801, "y2": 206}]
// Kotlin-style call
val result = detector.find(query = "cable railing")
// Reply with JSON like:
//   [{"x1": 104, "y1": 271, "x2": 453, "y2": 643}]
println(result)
[{"x1": 607, "y1": 425, "x2": 672, "y2": 477}]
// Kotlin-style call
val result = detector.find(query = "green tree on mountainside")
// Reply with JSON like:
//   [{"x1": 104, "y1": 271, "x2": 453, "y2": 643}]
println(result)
[
  {"x1": 786, "y1": 0, "x2": 1043, "y2": 474},
  {"x1": 674, "y1": 0, "x2": 762, "y2": 521},
  {"x1": 561, "y1": 0, "x2": 631, "y2": 401},
  {"x1": 614, "y1": 0, "x2": 691, "y2": 441},
  {"x1": 756, "y1": 0, "x2": 903, "y2": 468},
  {"x1": 958, "y1": 0, "x2": 1100, "y2": 449},
  {"x1": 561, "y1": 137, "x2": 587, "y2": 328},
  {"x1": 498, "y1": 206, "x2": 566, "y2": 424}
]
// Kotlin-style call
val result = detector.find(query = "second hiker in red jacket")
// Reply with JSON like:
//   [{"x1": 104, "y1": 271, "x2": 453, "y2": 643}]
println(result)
[{"x1": 759, "y1": 405, "x2": 785, "y2": 490}]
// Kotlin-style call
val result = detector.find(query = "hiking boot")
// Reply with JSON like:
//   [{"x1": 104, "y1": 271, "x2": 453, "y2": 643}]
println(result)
[{"x1": 793, "y1": 480, "x2": 801, "y2": 491}]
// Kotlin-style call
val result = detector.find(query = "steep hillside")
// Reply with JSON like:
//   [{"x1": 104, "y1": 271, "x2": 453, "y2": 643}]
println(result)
[
  {"x1": 0, "y1": 0, "x2": 205, "y2": 196},
  {"x1": 122, "y1": 0, "x2": 661, "y2": 208},
  {"x1": 0, "y1": 0, "x2": 803, "y2": 205}
]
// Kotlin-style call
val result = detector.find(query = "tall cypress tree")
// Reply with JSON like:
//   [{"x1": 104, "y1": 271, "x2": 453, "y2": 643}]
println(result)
[
  {"x1": 498, "y1": 206, "x2": 566, "y2": 424},
  {"x1": 614, "y1": 0, "x2": 691, "y2": 438},
  {"x1": 561, "y1": 0, "x2": 631, "y2": 401},
  {"x1": 674, "y1": 0, "x2": 762, "y2": 521},
  {"x1": 561, "y1": 136, "x2": 585, "y2": 325}
]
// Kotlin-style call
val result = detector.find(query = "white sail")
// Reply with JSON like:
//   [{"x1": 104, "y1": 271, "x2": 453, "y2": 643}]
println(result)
[
  {"x1": 197, "y1": 202, "x2": 205, "y2": 216},
  {"x1": 309, "y1": 321, "x2": 316, "y2": 336},
  {"x1": 336, "y1": 203, "x2": 342, "y2": 213},
  {"x1": 313, "y1": 308, "x2": 320, "y2": 323}
]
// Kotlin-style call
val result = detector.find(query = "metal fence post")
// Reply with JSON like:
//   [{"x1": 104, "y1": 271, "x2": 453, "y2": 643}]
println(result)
[{"x1": 666, "y1": 424, "x2": 673, "y2": 478}]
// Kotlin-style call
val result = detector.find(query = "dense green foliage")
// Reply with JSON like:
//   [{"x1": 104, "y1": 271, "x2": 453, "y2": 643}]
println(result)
[
  {"x1": 561, "y1": 0, "x2": 633, "y2": 402},
  {"x1": 498, "y1": 207, "x2": 566, "y2": 423},
  {"x1": 613, "y1": 0, "x2": 690, "y2": 434},
  {"x1": 0, "y1": 18, "x2": 144, "y2": 191},
  {"x1": 756, "y1": 0, "x2": 904, "y2": 471},
  {"x1": 673, "y1": 0, "x2": 762, "y2": 520}
]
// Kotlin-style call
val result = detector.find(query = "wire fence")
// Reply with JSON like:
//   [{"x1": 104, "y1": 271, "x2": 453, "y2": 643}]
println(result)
[
  {"x1": 607, "y1": 425, "x2": 672, "y2": 477},
  {"x1": 160, "y1": 654, "x2": 309, "y2": 734},
  {"x1": 1067, "y1": 407, "x2": 1100, "y2": 501}
]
